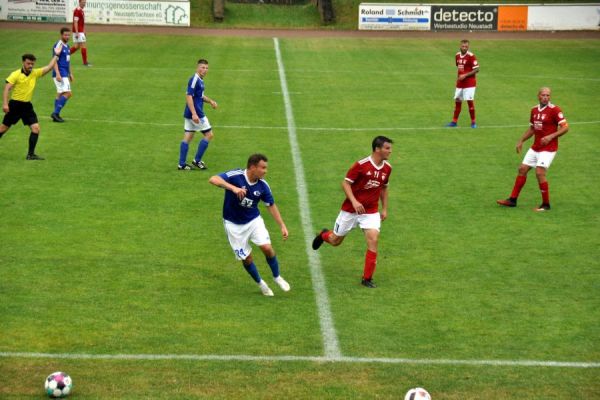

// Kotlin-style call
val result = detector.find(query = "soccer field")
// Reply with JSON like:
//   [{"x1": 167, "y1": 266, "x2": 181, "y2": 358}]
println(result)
[{"x1": 0, "y1": 29, "x2": 599, "y2": 399}]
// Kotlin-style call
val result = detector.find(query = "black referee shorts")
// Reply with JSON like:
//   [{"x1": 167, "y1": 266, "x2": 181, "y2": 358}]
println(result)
[{"x1": 2, "y1": 100, "x2": 38, "y2": 127}]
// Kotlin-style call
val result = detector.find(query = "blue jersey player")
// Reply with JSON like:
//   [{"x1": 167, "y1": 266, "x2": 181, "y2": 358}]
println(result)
[
  {"x1": 209, "y1": 154, "x2": 290, "y2": 296},
  {"x1": 178, "y1": 59, "x2": 218, "y2": 170},
  {"x1": 50, "y1": 27, "x2": 73, "y2": 123}
]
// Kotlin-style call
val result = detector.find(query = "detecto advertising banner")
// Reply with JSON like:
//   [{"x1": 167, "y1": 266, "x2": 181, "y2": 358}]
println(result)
[
  {"x1": 67, "y1": 0, "x2": 190, "y2": 26},
  {"x1": 358, "y1": 3, "x2": 431, "y2": 30},
  {"x1": 430, "y1": 5, "x2": 498, "y2": 31},
  {"x1": 1, "y1": 0, "x2": 68, "y2": 22}
]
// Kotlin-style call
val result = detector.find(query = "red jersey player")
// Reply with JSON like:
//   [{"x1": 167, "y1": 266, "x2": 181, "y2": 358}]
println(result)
[
  {"x1": 312, "y1": 136, "x2": 393, "y2": 288},
  {"x1": 70, "y1": 0, "x2": 91, "y2": 66},
  {"x1": 497, "y1": 87, "x2": 569, "y2": 212},
  {"x1": 446, "y1": 39, "x2": 479, "y2": 128}
]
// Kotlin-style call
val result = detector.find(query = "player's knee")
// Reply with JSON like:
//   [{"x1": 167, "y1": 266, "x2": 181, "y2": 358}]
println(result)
[
  {"x1": 204, "y1": 131, "x2": 214, "y2": 140},
  {"x1": 535, "y1": 168, "x2": 547, "y2": 180}
]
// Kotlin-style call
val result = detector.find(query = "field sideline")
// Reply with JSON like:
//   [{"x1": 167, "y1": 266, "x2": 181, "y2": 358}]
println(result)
[{"x1": 0, "y1": 26, "x2": 599, "y2": 399}]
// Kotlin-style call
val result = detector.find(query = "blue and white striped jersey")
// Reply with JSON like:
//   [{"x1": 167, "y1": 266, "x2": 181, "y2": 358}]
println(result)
[
  {"x1": 183, "y1": 73, "x2": 205, "y2": 119},
  {"x1": 218, "y1": 169, "x2": 275, "y2": 225}
]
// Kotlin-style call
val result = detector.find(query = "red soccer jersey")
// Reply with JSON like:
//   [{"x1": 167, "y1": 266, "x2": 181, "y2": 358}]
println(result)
[
  {"x1": 341, "y1": 156, "x2": 392, "y2": 214},
  {"x1": 530, "y1": 103, "x2": 566, "y2": 152},
  {"x1": 455, "y1": 51, "x2": 478, "y2": 89},
  {"x1": 73, "y1": 7, "x2": 85, "y2": 33}
]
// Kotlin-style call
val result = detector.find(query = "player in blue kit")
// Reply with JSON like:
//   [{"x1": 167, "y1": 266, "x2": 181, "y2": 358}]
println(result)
[
  {"x1": 178, "y1": 59, "x2": 218, "y2": 170},
  {"x1": 50, "y1": 28, "x2": 73, "y2": 123},
  {"x1": 209, "y1": 154, "x2": 291, "y2": 296}
]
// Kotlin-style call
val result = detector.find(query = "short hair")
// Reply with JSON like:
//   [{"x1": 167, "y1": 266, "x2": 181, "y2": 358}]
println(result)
[
  {"x1": 372, "y1": 136, "x2": 393, "y2": 151},
  {"x1": 197, "y1": 59, "x2": 208, "y2": 65},
  {"x1": 461, "y1": 39, "x2": 470, "y2": 44},
  {"x1": 60, "y1": 27, "x2": 71, "y2": 34},
  {"x1": 22, "y1": 54, "x2": 36, "y2": 62},
  {"x1": 247, "y1": 153, "x2": 268, "y2": 168}
]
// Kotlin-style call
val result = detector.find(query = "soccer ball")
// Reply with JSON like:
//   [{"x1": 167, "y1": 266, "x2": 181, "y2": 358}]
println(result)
[
  {"x1": 405, "y1": 387, "x2": 431, "y2": 400},
  {"x1": 44, "y1": 372, "x2": 73, "y2": 398}
]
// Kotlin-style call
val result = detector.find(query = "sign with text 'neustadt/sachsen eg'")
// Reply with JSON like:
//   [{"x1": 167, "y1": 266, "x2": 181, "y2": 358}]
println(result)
[
  {"x1": 431, "y1": 5, "x2": 498, "y2": 31},
  {"x1": 358, "y1": 3, "x2": 431, "y2": 30}
]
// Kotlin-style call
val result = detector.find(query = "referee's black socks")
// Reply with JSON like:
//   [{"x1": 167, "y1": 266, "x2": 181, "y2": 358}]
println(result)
[{"x1": 28, "y1": 132, "x2": 39, "y2": 155}]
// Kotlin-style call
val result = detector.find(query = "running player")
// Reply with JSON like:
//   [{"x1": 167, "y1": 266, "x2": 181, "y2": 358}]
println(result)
[
  {"x1": 312, "y1": 136, "x2": 393, "y2": 288},
  {"x1": 497, "y1": 87, "x2": 569, "y2": 211},
  {"x1": 209, "y1": 154, "x2": 290, "y2": 296}
]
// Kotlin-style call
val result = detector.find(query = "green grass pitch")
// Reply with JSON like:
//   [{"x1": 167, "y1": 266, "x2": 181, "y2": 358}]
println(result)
[{"x1": 0, "y1": 30, "x2": 599, "y2": 398}]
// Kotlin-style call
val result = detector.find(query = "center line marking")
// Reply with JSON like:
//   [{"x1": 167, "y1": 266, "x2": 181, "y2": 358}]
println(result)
[{"x1": 274, "y1": 37, "x2": 341, "y2": 359}]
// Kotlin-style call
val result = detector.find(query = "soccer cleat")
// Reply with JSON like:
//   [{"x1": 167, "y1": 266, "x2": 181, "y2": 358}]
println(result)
[
  {"x1": 312, "y1": 228, "x2": 328, "y2": 250},
  {"x1": 192, "y1": 160, "x2": 207, "y2": 170},
  {"x1": 83, "y1": 63, "x2": 93, "y2": 67},
  {"x1": 178, "y1": 164, "x2": 192, "y2": 170},
  {"x1": 471, "y1": 122, "x2": 477, "y2": 128},
  {"x1": 274, "y1": 276, "x2": 291, "y2": 292},
  {"x1": 26, "y1": 154, "x2": 45, "y2": 160},
  {"x1": 361, "y1": 278, "x2": 377, "y2": 288},
  {"x1": 259, "y1": 280, "x2": 274, "y2": 297},
  {"x1": 534, "y1": 203, "x2": 551, "y2": 212},
  {"x1": 446, "y1": 121, "x2": 457, "y2": 127},
  {"x1": 51, "y1": 113, "x2": 64, "y2": 123},
  {"x1": 497, "y1": 198, "x2": 517, "y2": 207}
]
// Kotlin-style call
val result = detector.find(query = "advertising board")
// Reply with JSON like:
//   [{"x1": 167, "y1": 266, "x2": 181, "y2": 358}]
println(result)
[{"x1": 359, "y1": 3, "x2": 430, "y2": 30}]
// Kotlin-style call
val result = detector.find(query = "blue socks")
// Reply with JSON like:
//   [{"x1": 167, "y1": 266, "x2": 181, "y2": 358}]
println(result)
[
  {"x1": 266, "y1": 256, "x2": 280, "y2": 278},
  {"x1": 179, "y1": 141, "x2": 189, "y2": 166},
  {"x1": 194, "y1": 138, "x2": 209, "y2": 163},
  {"x1": 243, "y1": 261, "x2": 261, "y2": 283},
  {"x1": 53, "y1": 96, "x2": 68, "y2": 115}
]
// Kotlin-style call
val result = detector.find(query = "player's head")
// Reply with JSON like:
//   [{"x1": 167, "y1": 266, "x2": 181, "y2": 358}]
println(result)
[
  {"x1": 460, "y1": 39, "x2": 470, "y2": 54},
  {"x1": 197, "y1": 59, "x2": 209, "y2": 77},
  {"x1": 247, "y1": 153, "x2": 268, "y2": 180},
  {"x1": 60, "y1": 27, "x2": 71, "y2": 42},
  {"x1": 21, "y1": 54, "x2": 37, "y2": 73},
  {"x1": 372, "y1": 136, "x2": 393, "y2": 160},
  {"x1": 79, "y1": 0, "x2": 86, "y2": 8},
  {"x1": 538, "y1": 87, "x2": 551, "y2": 106}
]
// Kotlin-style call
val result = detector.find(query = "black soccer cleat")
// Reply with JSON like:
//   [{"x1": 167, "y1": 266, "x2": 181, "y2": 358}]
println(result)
[
  {"x1": 51, "y1": 113, "x2": 65, "y2": 123},
  {"x1": 497, "y1": 198, "x2": 517, "y2": 207},
  {"x1": 26, "y1": 154, "x2": 45, "y2": 160},
  {"x1": 312, "y1": 228, "x2": 328, "y2": 250},
  {"x1": 192, "y1": 160, "x2": 207, "y2": 170},
  {"x1": 534, "y1": 203, "x2": 551, "y2": 212},
  {"x1": 178, "y1": 164, "x2": 192, "y2": 170},
  {"x1": 361, "y1": 278, "x2": 377, "y2": 288}
]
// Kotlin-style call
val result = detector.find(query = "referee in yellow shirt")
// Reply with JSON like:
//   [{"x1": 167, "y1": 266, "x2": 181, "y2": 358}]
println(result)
[{"x1": 1, "y1": 44, "x2": 64, "y2": 160}]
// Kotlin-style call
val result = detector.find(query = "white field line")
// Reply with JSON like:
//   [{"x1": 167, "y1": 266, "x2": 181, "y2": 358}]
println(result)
[
  {"x1": 274, "y1": 37, "x2": 341, "y2": 359},
  {"x1": 40, "y1": 116, "x2": 600, "y2": 132},
  {"x1": 1, "y1": 352, "x2": 598, "y2": 368}
]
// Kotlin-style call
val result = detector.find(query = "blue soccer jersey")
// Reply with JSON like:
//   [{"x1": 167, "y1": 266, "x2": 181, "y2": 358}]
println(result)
[
  {"x1": 183, "y1": 73, "x2": 205, "y2": 119},
  {"x1": 52, "y1": 40, "x2": 70, "y2": 78},
  {"x1": 219, "y1": 169, "x2": 275, "y2": 225}
]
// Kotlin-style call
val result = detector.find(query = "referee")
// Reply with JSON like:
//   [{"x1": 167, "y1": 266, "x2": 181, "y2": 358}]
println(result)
[{"x1": 0, "y1": 44, "x2": 64, "y2": 160}]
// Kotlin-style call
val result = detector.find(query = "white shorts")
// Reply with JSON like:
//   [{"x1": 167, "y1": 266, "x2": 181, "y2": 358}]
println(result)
[
  {"x1": 53, "y1": 77, "x2": 71, "y2": 93},
  {"x1": 72, "y1": 32, "x2": 86, "y2": 43},
  {"x1": 333, "y1": 210, "x2": 381, "y2": 237},
  {"x1": 522, "y1": 148, "x2": 557, "y2": 169},
  {"x1": 184, "y1": 116, "x2": 211, "y2": 133},
  {"x1": 224, "y1": 216, "x2": 271, "y2": 261},
  {"x1": 454, "y1": 87, "x2": 476, "y2": 101}
]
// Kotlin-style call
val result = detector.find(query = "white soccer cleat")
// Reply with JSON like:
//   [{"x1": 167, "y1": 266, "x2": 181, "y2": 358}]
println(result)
[
  {"x1": 259, "y1": 280, "x2": 274, "y2": 297},
  {"x1": 274, "y1": 276, "x2": 291, "y2": 292}
]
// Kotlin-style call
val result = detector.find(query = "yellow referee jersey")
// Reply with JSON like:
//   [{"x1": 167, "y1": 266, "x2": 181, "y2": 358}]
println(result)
[{"x1": 5, "y1": 68, "x2": 44, "y2": 102}]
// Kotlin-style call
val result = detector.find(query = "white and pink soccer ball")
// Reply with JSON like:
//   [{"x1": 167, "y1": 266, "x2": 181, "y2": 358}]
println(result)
[
  {"x1": 405, "y1": 387, "x2": 431, "y2": 400},
  {"x1": 44, "y1": 372, "x2": 73, "y2": 398}
]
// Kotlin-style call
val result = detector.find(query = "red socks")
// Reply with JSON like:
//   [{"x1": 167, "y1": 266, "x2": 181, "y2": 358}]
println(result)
[
  {"x1": 321, "y1": 230, "x2": 332, "y2": 244},
  {"x1": 82, "y1": 48, "x2": 88, "y2": 64},
  {"x1": 70, "y1": 46, "x2": 78, "y2": 54},
  {"x1": 452, "y1": 101, "x2": 462, "y2": 122},
  {"x1": 467, "y1": 100, "x2": 475, "y2": 123},
  {"x1": 510, "y1": 175, "x2": 527, "y2": 199},
  {"x1": 363, "y1": 250, "x2": 377, "y2": 280},
  {"x1": 539, "y1": 181, "x2": 550, "y2": 204}
]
